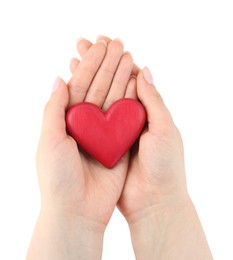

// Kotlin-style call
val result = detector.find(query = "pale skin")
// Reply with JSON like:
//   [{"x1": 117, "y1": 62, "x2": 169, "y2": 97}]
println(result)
[{"x1": 26, "y1": 36, "x2": 213, "y2": 260}]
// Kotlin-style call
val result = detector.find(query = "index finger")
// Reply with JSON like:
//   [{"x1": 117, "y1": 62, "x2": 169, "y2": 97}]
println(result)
[{"x1": 67, "y1": 40, "x2": 107, "y2": 107}]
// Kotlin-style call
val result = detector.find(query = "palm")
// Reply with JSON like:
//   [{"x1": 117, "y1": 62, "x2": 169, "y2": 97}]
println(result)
[
  {"x1": 64, "y1": 39, "x2": 135, "y2": 225},
  {"x1": 117, "y1": 131, "x2": 155, "y2": 217},
  {"x1": 118, "y1": 125, "x2": 185, "y2": 219},
  {"x1": 78, "y1": 150, "x2": 128, "y2": 224},
  {"x1": 49, "y1": 134, "x2": 128, "y2": 225}
]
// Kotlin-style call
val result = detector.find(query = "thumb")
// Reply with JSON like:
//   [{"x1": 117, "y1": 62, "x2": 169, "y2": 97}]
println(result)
[
  {"x1": 41, "y1": 77, "x2": 69, "y2": 140},
  {"x1": 137, "y1": 67, "x2": 174, "y2": 133}
]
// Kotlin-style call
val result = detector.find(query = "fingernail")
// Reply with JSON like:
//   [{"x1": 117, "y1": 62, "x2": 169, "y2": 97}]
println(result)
[
  {"x1": 124, "y1": 51, "x2": 132, "y2": 56},
  {"x1": 52, "y1": 77, "x2": 61, "y2": 92},
  {"x1": 70, "y1": 57, "x2": 77, "y2": 63},
  {"x1": 143, "y1": 66, "x2": 154, "y2": 84},
  {"x1": 98, "y1": 39, "x2": 107, "y2": 46},
  {"x1": 97, "y1": 35, "x2": 104, "y2": 41},
  {"x1": 114, "y1": 37, "x2": 123, "y2": 43},
  {"x1": 77, "y1": 37, "x2": 84, "y2": 44}
]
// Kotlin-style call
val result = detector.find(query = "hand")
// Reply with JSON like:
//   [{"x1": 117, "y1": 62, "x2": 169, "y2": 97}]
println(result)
[
  {"x1": 70, "y1": 36, "x2": 186, "y2": 218},
  {"x1": 72, "y1": 37, "x2": 213, "y2": 259},
  {"x1": 27, "y1": 39, "x2": 136, "y2": 260},
  {"x1": 120, "y1": 67, "x2": 213, "y2": 260},
  {"x1": 70, "y1": 35, "x2": 140, "y2": 78}
]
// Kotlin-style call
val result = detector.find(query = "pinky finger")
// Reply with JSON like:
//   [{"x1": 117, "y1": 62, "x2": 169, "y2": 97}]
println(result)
[
  {"x1": 77, "y1": 38, "x2": 93, "y2": 58},
  {"x1": 132, "y1": 64, "x2": 140, "y2": 76},
  {"x1": 125, "y1": 77, "x2": 138, "y2": 99},
  {"x1": 70, "y1": 57, "x2": 80, "y2": 74}
]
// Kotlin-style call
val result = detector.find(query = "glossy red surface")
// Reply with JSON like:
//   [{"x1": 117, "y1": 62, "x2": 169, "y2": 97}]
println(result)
[{"x1": 65, "y1": 98, "x2": 146, "y2": 168}]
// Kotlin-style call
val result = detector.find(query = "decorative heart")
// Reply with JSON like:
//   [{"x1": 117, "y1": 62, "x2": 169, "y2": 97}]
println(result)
[{"x1": 65, "y1": 98, "x2": 146, "y2": 168}]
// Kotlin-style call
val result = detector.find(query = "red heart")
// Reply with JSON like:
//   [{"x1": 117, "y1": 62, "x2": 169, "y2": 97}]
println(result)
[{"x1": 65, "y1": 98, "x2": 146, "y2": 168}]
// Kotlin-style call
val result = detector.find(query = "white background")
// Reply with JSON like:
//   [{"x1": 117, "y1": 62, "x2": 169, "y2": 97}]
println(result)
[{"x1": 0, "y1": 0, "x2": 233, "y2": 259}]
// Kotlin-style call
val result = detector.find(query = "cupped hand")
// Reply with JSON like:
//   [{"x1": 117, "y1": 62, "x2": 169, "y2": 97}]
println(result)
[
  {"x1": 70, "y1": 37, "x2": 213, "y2": 260},
  {"x1": 117, "y1": 68, "x2": 188, "y2": 222},
  {"x1": 71, "y1": 37, "x2": 187, "y2": 222},
  {"x1": 37, "y1": 39, "x2": 136, "y2": 233}
]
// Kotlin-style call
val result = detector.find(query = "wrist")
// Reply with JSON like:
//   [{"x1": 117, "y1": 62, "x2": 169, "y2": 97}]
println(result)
[
  {"x1": 128, "y1": 190, "x2": 191, "y2": 238},
  {"x1": 40, "y1": 204, "x2": 106, "y2": 233},
  {"x1": 27, "y1": 207, "x2": 105, "y2": 260},
  {"x1": 40, "y1": 206, "x2": 105, "y2": 245},
  {"x1": 127, "y1": 192, "x2": 213, "y2": 260}
]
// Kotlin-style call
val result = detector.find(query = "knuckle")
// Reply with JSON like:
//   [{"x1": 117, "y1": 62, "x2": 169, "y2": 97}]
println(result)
[
  {"x1": 99, "y1": 66, "x2": 115, "y2": 77},
  {"x1": 80, "y1": 64, "x2": 98, "y2": 76},
  {"x1": 86, "y1": 88, "x2": 107, "y2": 106},
  {"x1": 92, "y1": 87, "x2": 107, "y2": 98}
]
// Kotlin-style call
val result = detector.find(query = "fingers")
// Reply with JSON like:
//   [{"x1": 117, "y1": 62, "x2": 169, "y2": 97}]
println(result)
[
  {"x1": 137, "y1": 67, "x2": 174, "y2": 134},
  {"x1": 75, "y1": 36, "x2": 140, "y2": 76},
  {"x1": 132, "y1": 64, "x2": 140, "y2": 76},
  {"x1": 68, "y1": 36, "x2": 138, "y2": 111},
  {"x1": 42, "y1": 78, "x2": 69, "y2": 140},
  {"x1": 67, "y1": 40, "x2": 107, "y2": 107},
  {"x1": 76, "y1": 36, "x2": 111, "y2": 59},
  {"x1": 125, "y1": 77, "x2": 137, "y2": 99},
  {"x1": 70, "y1": 36, "x2": 117, "y2": 78},
  {"x1": 102, "y1": 52, "x2": 133, "y2": 111},
  {"x1": 85, "y1": 39, "x2": 124, "y2": 107},
  {"x1": 96, "y1": 36, "x2": 140, "y2": 76},
  {"x1": 96, "y1": 35, "x2": 112, "y2": 44},
  {"x1": 76, "y1": 38, "x2": 92, "y2": 58},
  {"x1": 70, "y1": 58, "x2": 80, "y2": 74}
]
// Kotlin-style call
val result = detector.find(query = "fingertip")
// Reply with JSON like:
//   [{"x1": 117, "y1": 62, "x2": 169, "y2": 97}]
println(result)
[
  {"x1": 52, "y1": 77, "x2": 62, "y2": 93},
  {"x1": 125, "y1": 77, "x2": 137, "y2": 99},
  {"x1": 137, "y1": 68, "x2": 156, "y2": 98},
  {"x1": 142, "y1": 66, "x2": 154, "y2": 84},
  {"x1": 42, "y1": 78, "x2": 69, "y2": 138},
  {"x1": 137, "y1": 69, "x2": 173, "y2": 130},
  {"x1": 96, "y1": 34, "x2": 104, "y2": 41},
  {"x1": 96, "y1": 35, "x2": 112, "y2": 44},
  {"x1": 51, "y1": 77, "x2": 68, "y2": 102},
  {"x1": 77, "y1": 37, "x2": 85, "y2": 44},
  {"x1": 123, "y1": 51, "x2": 132, "y2": 59},
  {"x1": 76, "y1": 38, "x2": 92, "y2": 57},
  {"x1": 132, "y1": 64, "x2": 141, "y2": 76},
  {"x1": 98, "y1": 39, "x2": 108, "y2": 47},
  {"x1": 108, "y1": 38, "x2": 124, "y2": 53},
  {"x1": 113, "y1": 37, "x2": 123, "y2": 43},
  {"x1": 69, "y1": 57, "x2": 80, "y2": 74},
  {"x1": 136, "y1": 69, "x2": 158, "y2": 111}
]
